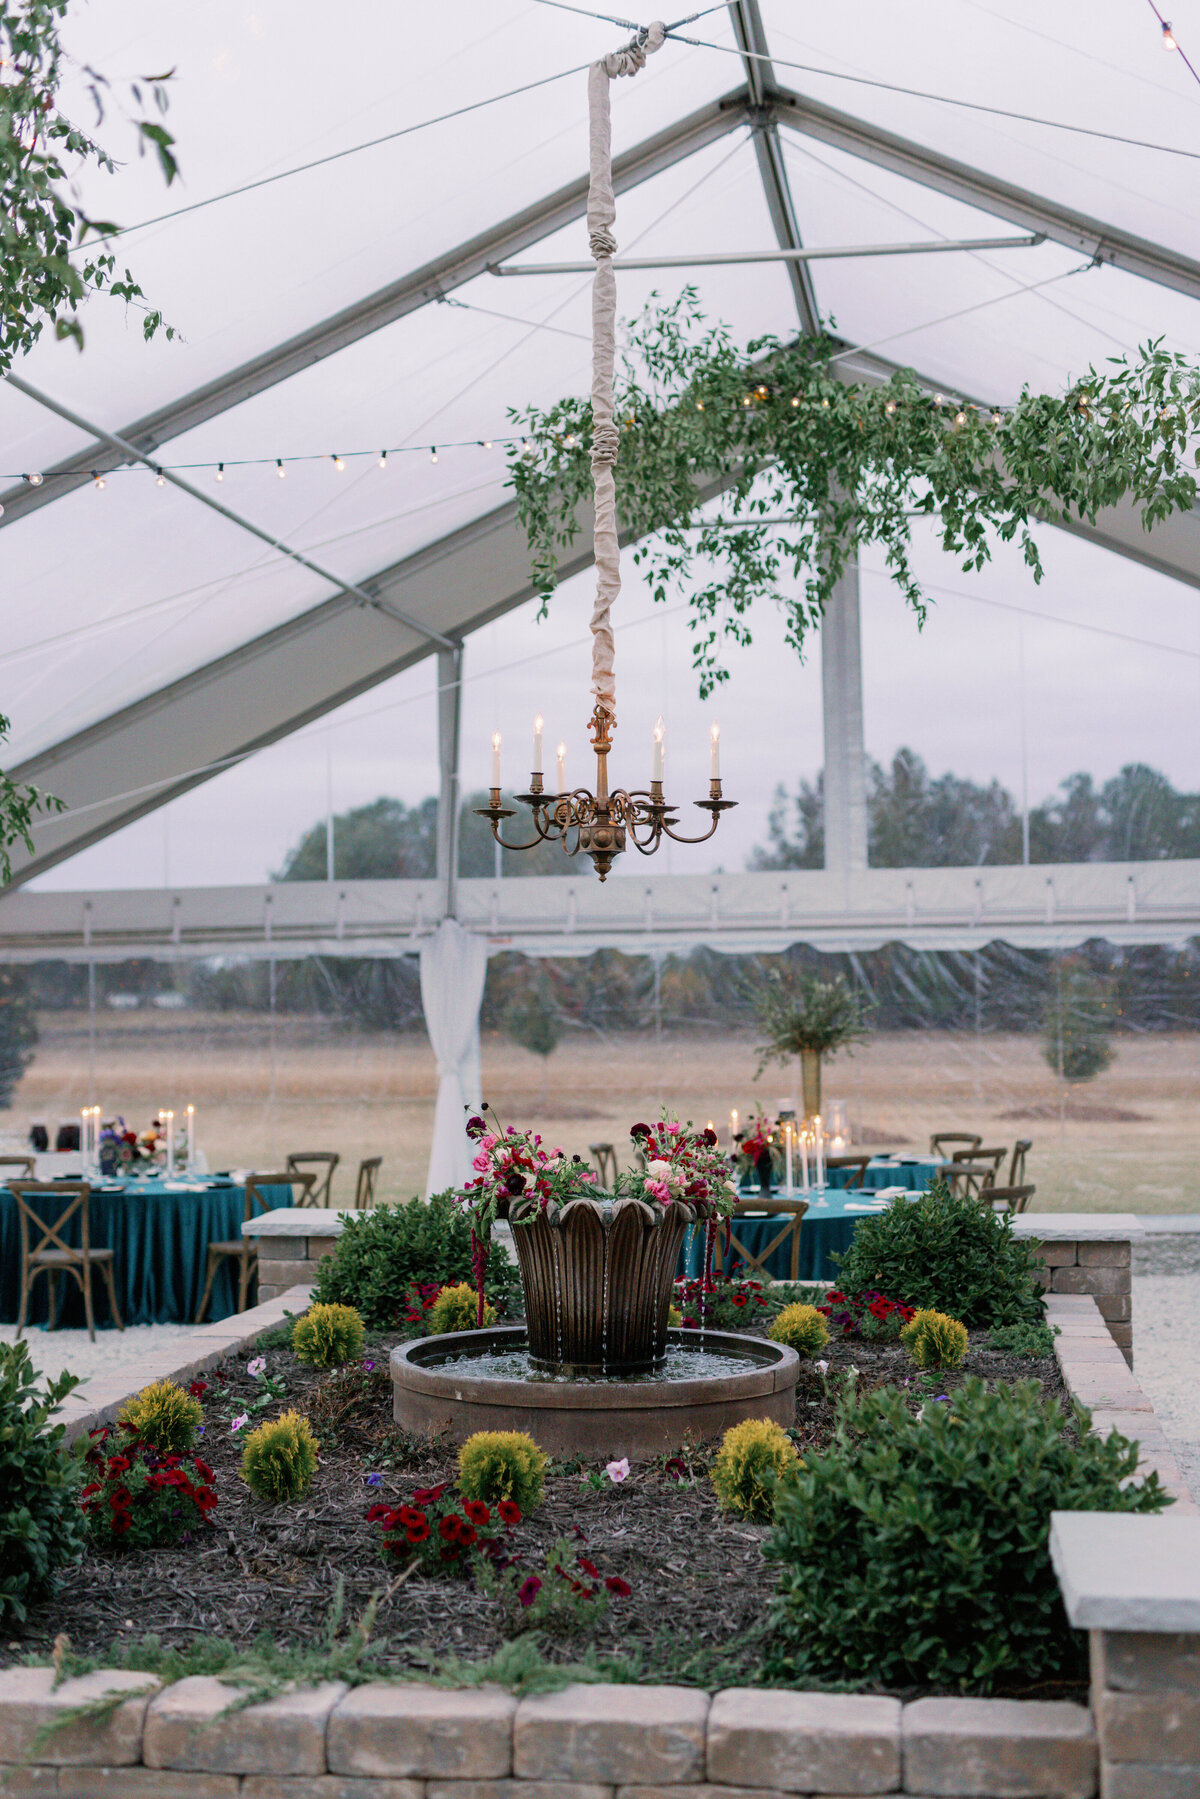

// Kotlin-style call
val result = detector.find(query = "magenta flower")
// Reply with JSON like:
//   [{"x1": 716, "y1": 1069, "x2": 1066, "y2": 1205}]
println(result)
[{"x1": 517, "y1": 1575, "x2": 543, "y2": 1607}]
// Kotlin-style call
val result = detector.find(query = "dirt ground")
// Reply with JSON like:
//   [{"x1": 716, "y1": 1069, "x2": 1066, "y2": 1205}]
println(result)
[{"x1": 5, "y1": 1011, "x2": 1198, "y2": 1212}]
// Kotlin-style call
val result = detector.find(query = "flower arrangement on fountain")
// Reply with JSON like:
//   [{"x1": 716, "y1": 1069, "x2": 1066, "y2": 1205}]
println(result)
[{"x1": 454, "y1": 1108, "x2": 738, "y2": 1368}]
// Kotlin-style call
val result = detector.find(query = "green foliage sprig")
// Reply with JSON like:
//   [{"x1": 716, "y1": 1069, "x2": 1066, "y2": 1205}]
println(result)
[
  {"x1": 765, "y1": 1378, "x2": 1169, "y2": 1692},
  {"x1": 0, "y1": 1341, "x2": 84, "y2": 1623},
  {"x1": 0, "y1": 711, "x2": 63, "y2": 885},
  {"x1": 507, "y1": 292, "x2": 1200, "y2": 694},
  {"x1": 0, "y1": 2, "x2": 178, "y2": 369},
  {"x1": 833, "y1": 1179, "x2": 1045, "y2": 1327},
  {"x1": 752, "y1": 969, "x2": 869, "y2": 1070}
]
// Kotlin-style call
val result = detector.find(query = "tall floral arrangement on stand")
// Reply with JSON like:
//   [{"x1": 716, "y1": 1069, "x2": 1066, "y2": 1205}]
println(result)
[{"x1": 753, "y1": 971, "x2": 869, "y2": 1119}]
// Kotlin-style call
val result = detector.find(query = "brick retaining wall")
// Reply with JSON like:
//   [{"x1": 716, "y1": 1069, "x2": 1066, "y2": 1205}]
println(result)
[
  {"x1": 1013, "y1": 1216, "x2": 1138, "y2": 1366},
  {"x1": 0, "y1": 1670, "x2": 1100, "y2": 1798}
]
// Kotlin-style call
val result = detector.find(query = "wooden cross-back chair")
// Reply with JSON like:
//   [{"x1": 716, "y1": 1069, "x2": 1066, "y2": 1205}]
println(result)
[
  {"x1": 1008, "y1": 1139, "x2": 1033, "y2": 1187},
  {"x1": 713, "y1": 1197, "x2": 809, "y2": 1283},
  {"x1": 0, "y1": 1155, "x2": 36, "y2": 1184},
  {"x1": 825, "y1": 1153, "x2": 871, "y2": 1189},
  {"x1": 285, "y1": 1152, "x2": 339, "y2": 1207},
  {"x1": 588, "y1": 1142, "x2": 618, "y2": 1187},
  {"x1": 11, "y1": 1181, "x2": 123, "y2": 1343},
  {"x1": 354, "y1": 1156, "x2": 382, "y2": 1209},
  {"x1": 985, "y1": 1184, "x2": 1036, "y2": 1214},
  {"x1": 945, "y1": 1153, "x2": 1006, "y2": 1202},
  {"x1": 930, "y1": 1131, "x2": 982, "y2": 1158},
  {"x1": 195, "y1": 1169, "x2": 316, "y2": 1322}
]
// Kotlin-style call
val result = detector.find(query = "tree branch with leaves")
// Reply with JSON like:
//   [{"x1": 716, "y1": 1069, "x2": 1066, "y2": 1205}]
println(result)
[{"x1": 506, "y1": 292, "x2": 1200, "y2": 696}]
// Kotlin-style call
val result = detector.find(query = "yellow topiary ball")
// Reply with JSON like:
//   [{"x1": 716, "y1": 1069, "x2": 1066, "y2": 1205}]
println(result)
[
  {"x1": 427, "y1": 1283, "x2": 496, "y2": 1335},
  {"x1": 667, "y1": 1305, "x2": 683, "y2": 1328},
  {"x1": 118, "y1": 1378, "x2": 203, "y2": 1453},
  {"x1": 768, "y1": 1303, "x2": 830, "y2": 1357},
  {"x1": 241, "y1": 1410, "x2": 320, "y2": 1502},
  {"x1": 711, "y1": 1416, "x2": 799, "y2": 1522},
  {"x1": 458, "y1": 1430, "x2": 547, "y2": 1512},
  {"x1": 901, "y1": 1308, "x2": 969, "y2": 1370},
  {"x1": 291, "y1": 1302, "x2": 366, "y2": 1369}
]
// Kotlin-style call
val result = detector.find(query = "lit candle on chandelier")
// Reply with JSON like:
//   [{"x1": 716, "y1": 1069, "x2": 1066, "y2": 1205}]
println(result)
[
  {"x1": 532, "y1": 714, "x2": 544, "y2": 775},
  {"x1": 491, "y1": 731, "x2": 502, "y2": 789},
  {"x1": 652, "y1": 715, "x2": 665, "y2": 783},
  {"x1": 730, "y1": 1107, "x2": 738, "y2": 1139},
  {"x1": 556, "y1": 741, "x2": 566, "y2": 792},
  {"x1": 186, "y1": 1104, "x2": 196, "y2": 1172},
  {"x1": 710, "y1": 720, "x2": 721, "y2": 779}
]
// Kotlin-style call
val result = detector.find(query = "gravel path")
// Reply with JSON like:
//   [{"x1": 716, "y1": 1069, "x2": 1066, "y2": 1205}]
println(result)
[
  {"x1": 0, "y1": 1321, "x2": 201, "y2": 1388},
  {"x1": 1133, "y1": 1234, "x2": 1200, "y2": 1505}
]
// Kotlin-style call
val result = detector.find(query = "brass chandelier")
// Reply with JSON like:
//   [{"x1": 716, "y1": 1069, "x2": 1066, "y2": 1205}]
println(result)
[{"x1": 477, "y1": 22, "x2": 734, "y2": 883}]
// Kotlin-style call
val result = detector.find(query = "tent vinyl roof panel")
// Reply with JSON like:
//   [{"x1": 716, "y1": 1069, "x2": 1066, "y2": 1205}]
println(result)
[{"x1": 5, "y1": 0, "x2": 1200, "y2": 889}]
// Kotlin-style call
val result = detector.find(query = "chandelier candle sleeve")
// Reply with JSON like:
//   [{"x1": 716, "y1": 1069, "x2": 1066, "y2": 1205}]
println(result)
[
  {"x1": 186, "y1": 1104, "x2": 196, "y2": 1173},
  {"x1": 556, "y1": 741, "x2": 567, "y2": 792},
  {"x1": 801, "y1": 1129, "x2": 810, "y2": 1194},
  {"x1": 711, "y1": 722, "x2": 721, "y2": 779},
  {"x1": 730, "y1": 1108, "x2": 739, "y2": 1141},
  {"x1": 652, "y1": 715, "x2": 665, "y2": 784},
  {"x1": 491, "y1": 732, "x2": 502, "y2": 790},
  {"x1": 533, "y1": 715, "x2": 544, "y2": 775},
  {"x1": 785, "y1": 1122, "x2": 793, "y2": 1193}
]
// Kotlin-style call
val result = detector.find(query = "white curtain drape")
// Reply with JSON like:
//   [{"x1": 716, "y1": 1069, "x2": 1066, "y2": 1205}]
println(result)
[{"x1": 420, "y1": 918, "x2": 487, "y2": 1196}]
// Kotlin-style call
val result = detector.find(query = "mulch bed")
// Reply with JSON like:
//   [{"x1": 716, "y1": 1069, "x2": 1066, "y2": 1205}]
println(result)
[{"x1": 4, "y1": 1326, "x2": 1074, "y2": 1696}]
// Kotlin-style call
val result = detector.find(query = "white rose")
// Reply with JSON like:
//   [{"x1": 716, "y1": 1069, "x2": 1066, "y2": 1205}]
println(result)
[{"x1": 645, "y1": 1159, "x2": 672, "y2": 1180}]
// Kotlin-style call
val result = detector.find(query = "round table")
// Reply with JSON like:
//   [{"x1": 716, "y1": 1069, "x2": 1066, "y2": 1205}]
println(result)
[
  {"x1": 0, "y1": 1178, "x2": 292, "y2": 1329},
  {"x1": 680, "y1": 1157, "x2": 941, "y2": 1286}
]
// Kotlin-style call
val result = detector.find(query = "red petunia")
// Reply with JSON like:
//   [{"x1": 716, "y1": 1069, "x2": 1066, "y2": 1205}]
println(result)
[
  {"x1": 497, "y1": 1499, "x2": 521, "y2": 1525},
  {"x1": 194, "y1": 1459, "x2": 214, "y2": 1482},
  {"x1": 463, "y1": 1500, "x2": 490, "y2": 1527},
  {"x1": 365, "y1": 1504, "x2": 394, "y2": 1524},
  {"x1": 576, "y1": 1556, "x2": 599, "y2": 1578},
  {"x1": 732, "y1": 1293, "x2": 748, "y2": 1307},
  {"x1": 605, "y1": 1575, "x2": 632, "y2": 1597},
  {"x1": 406, "y1": 1518, "x2": 431, "y2": 1544},
  {"x1": 413, "y1": 1483, "x2": 448, "y2": 1505},
  {"x1": 438, "y1": 1515, "x2": 462, "y2": 1543},
  {"x1": 456, "y1": 1521, "x2": 478, "y2": 1548},
  {"x1": 517, "y1": 1575, "x2": 543, "y2": 1607}
]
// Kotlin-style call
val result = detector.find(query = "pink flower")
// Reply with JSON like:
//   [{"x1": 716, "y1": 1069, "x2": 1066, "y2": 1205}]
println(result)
[
  {"x1": 517, "y1": 1575, "x2": 543, "y2": 1607},
  {"x1": 605, "y1": 1458, "x2": 630, "y2": 1484},
  {"x1": 646, "y1": 1181, "x2": 671, "y2": 1204},
  {"x1": 667, "y1": 1123, "x2": 682, "y2": 1135},
  {"x1": 481, "y1": 1133, "x2": 497, "y2": 1151},
  {"x1": 246, "y1": 1357, "x2": 266, "y2": 1379},
  {"x1": 230, "y1": 1412, "x2": 249, "y2": 1433},
  {"x1": 472, "y1": 1150, "x2": 491, "y2": 1173}
]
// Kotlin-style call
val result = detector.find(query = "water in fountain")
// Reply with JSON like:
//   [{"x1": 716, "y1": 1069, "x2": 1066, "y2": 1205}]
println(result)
[{"x1": 436, "y1": 1341, "x2": 762, "y2": 1385}]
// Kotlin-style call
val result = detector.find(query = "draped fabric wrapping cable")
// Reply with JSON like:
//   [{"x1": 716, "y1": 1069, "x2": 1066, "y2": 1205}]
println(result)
[{"x1": 587, "y1": 23, "x2": 665, "y2": 722}]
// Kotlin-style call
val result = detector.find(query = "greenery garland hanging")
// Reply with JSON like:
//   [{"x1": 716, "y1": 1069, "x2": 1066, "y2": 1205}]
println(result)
[{"x1": 506, "y1": 292, "x2": 1200, "y2": 697}]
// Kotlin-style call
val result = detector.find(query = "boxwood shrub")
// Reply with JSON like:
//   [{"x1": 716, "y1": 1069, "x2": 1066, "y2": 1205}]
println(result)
[
  {"x1": 313, "y1": 1190, "x2": 520, "y2": 1330},
  {"x1": 832, "y1": 1179, "x2": 1044, "y2": 1327},
  {"x1": 764, "y1": 1377, "x2": 1170, "y2": 1692},
  {"x1": 0, "y1": 1343, "x2": 86, "y2": 1624}
]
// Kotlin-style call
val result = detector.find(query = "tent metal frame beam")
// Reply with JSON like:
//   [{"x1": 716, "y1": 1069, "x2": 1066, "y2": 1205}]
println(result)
[
  {"x1": 491, "y1": 232, "x2": 1044, "y2": 274},
  {"x1": 726, "y1": 0, "x2": 820, "y2": 334},
  {"x1": 773, "y1": 86, "x2": 1200, "y2": 302},
  {"x1": 0, "y1": 90, "x2": 748, "y2": 530}
]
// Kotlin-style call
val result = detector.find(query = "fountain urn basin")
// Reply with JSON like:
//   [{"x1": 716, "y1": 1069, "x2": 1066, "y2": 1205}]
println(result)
[
  {"x1": 390, "y1": 1326, "x2": 800, "y2": 1461},
  {"x1": 501, "y1": 1192, "x2": 692, "y2": 1376}
]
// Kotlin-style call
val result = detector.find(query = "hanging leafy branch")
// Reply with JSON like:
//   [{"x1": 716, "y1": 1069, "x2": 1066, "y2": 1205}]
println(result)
[
  {"x1": 0, "y1": 712, "x2": 62, "y2": 884},
  {"x1": 0, "y1": 0, "x2": 179, "y2": 370},
  {"x1": 506, "y1": 291, "x2": 1200, "y2": 695}
]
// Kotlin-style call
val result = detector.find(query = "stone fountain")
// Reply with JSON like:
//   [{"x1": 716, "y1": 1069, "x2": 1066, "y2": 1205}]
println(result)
[{"x1": 390, "y1": 1184, "x2": 799, "y2": 1461}]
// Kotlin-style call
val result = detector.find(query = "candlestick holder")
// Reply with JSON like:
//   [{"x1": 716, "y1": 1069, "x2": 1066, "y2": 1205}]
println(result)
[{"x1": 476, "y1": 705, "x2": 736, "y2": 881}]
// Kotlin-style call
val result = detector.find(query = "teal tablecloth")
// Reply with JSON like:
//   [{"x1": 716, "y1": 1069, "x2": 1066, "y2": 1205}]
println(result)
[
  {"x1": 682, "y1": 1158, "x2": 941, "y2": 1286},
  {"x1": 0, "y1": 1180, "x2": 292, "y2": 1328}
]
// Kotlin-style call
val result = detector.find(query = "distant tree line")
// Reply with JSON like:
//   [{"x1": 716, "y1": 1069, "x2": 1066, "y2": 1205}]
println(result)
[{"x1": 752, "y1": 751, "x2": 1200, "y2": 869}]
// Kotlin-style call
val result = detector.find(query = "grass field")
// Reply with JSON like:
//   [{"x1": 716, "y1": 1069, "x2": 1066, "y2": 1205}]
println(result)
[{"x1": 4, "y1": 1011, "x2": 1197, "y2": 1214}]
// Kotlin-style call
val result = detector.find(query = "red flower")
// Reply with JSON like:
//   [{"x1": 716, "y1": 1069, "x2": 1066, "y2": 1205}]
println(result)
[
  {"x1": 397, "y1": 1506, "x2": 426, "y2": 1530},
  {"x1": 188, "y1": 1379, "x2": 208, "y2": 1398},
  {"x1": 80, "y1": 1481, "x2": 102, "y2": 1500},
  {"x1": 413, "y1": 1483, "x2": 448, "y2": 1504},
  {"x1": 517, "y1": 1575, "x2": 543, "y2": 1607},
  {"x1": 440, "y1": 1545, "x2": 461, "y2": 1563},
  {"x1": 111, "y1": 1513, "x2": 131, "y2": 1535},
  {"x1": 457, "y1": 1522, "x2": 478, "y2": 1548},
  {"x1": 605, "y1": 1575, "x2": 632, "y2": 1597},
  {"x1": 463, "y1": 1500, "x2": 490, "y2": 1527},
  {"x1": 105, "y1": 1454, "x2": 131, "y2": 1475},
  {"x1": 194, "y1": 1459, "x2": 214, "y2": 1482},
  {"x1": 732, "y1": 1293, "x2": 748, "y2": 1307},
  {"x1": 365, "y1": 1504, "x2": 395, "y2": 1524},
  {"x1": 406, "y1": 1519, "x2": 431, "y2": 1544},
  {"x1": 576, "y1": 1556, "x2": 599, "y2": 1578},
  {"x1": 438, "y1": 1516, "x2": 461, "y2": 1543},
  {"x1": 498, "y1": 1499, "x2": 521, "y2": 1525}
]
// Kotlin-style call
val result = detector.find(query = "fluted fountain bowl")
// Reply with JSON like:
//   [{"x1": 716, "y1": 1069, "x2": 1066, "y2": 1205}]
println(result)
[{"x1": 503, "y1": 1193, "x2": 689, "y2": 1375}]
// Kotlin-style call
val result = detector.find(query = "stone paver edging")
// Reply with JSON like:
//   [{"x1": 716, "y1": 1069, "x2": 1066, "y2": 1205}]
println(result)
[{"x1": 0, "y1": 1670, "x2": 1100, "y2": 1798}]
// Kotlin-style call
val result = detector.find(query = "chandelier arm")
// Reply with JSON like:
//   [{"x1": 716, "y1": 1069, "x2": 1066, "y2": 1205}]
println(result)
[{"x1": 659, "y1": 800, "x2": 738, "y2": 846}]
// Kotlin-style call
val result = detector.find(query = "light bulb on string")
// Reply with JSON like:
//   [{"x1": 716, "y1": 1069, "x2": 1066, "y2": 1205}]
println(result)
[
  {"x1": 333, "y1": 454, "x2": 345, "y2": 471},
  {"x1": 215, "y1": 462, "x2": 225, "y2": 482},
  {"x1": 954, "y1": 411, "x2": 967, "y2": 427},
  {"x1": 92, "y1": 472, "x2": 106, "y2": 491},
  {"x1": 482, "y1": 439, "x2": 493, "y2": 451},
  {"x1": 155, "y1": 469, "x2": 165, "y2": 486},
  {"x1": 276, "y1": 460, "x2": 286, "y2": 479},
  {"x1": 430, "y1": 446, "x2": 438, "y2": 464},
  {"x1": 1163, "y1": 20, "x2": 1178, "y2": 49},
  {"x1": 24, "y1": 472, "x2": 43, "y2": 486},
  {"x1": 377, "y1": 450, "x2": 388, "y2": 470},
  {"x1": 884, "y1": 399, "x2": 896, "y2": 415}
]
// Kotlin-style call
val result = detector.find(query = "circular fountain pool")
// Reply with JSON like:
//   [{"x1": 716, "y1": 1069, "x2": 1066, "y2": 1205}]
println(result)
[{"x1": 391, "y1": 1325, "x2": 799, "y2": 1460}]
